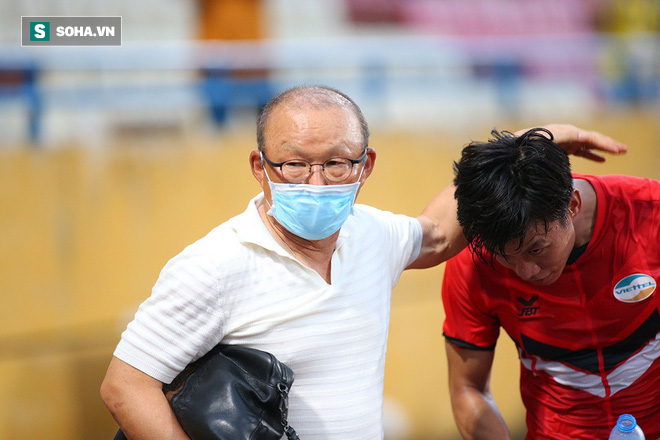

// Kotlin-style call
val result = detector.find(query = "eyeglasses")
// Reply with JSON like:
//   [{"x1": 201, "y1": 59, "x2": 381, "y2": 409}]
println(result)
[{"x1": 261, "y1": 149, "x2": 367, "y2": 184}]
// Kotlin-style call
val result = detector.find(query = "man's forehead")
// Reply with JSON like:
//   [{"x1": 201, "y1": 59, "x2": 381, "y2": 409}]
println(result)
[
  {"x1": 502, "y1": 222, "x2": 551, "y2": 255},
  {"x1": 266, "y1": 104, "x2": 362, "y2": 144}
]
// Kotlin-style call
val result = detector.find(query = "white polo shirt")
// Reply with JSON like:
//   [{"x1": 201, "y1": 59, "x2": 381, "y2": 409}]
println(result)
[{"x1": 114, "y1": 193, "x2": 423, "y2": 439}]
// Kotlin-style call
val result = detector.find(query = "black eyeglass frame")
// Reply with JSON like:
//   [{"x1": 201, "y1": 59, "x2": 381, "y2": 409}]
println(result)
[{"x1": 261, "y1": 148, "x2": 367, "y2": 183}]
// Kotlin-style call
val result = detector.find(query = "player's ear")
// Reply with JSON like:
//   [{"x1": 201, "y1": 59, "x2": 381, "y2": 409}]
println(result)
[{"x1": 568, "y1": 189, "x2": 582, "y2": 218}]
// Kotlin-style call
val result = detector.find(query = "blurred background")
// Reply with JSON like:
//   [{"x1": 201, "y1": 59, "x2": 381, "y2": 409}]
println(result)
[{"x1": 1, "y1": 0, "x2": 659, "y2": 438}]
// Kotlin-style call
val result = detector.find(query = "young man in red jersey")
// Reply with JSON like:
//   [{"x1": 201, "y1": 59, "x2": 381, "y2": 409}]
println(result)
[{"x1": 443, "y1": 128, "x2": 660, "y2": 440}]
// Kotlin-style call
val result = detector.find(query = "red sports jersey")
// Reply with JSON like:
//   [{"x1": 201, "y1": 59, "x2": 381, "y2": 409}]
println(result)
[{"x1": 442, "y1": 174, "x2": 660, "y2": 440}]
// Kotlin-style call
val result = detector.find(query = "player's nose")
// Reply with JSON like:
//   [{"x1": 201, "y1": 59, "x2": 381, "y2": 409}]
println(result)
[{"x1": 515, "y1": 261, "x2": 541, "y2": 281}]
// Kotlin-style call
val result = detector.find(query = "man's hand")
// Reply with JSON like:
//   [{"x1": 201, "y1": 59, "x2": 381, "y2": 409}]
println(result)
[{"x1": 515, "y1": 124, "x2": 628, "y2": 162}]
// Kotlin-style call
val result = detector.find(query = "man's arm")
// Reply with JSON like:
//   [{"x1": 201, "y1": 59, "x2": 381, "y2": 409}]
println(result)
[
  {"x1": 518, "y1": 123, "x2": 628, "y2": 161},
  {"x1": 100, "y1": 356, "x2": 190, "y2": 440},
  {"x1": 409, "y1": 183, "x2": 467, "y2": 269},
  {"x1": 445, "y1": 340, "x2": 512, "y2": 440}
]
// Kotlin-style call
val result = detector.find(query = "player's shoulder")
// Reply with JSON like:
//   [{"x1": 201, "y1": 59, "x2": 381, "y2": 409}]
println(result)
[
  {"x1": 445, "y1": 246, "x2": 483, "y2": 274},
  {"x1": 579, "y1": 174, "x2": 660, "y2": 201}
]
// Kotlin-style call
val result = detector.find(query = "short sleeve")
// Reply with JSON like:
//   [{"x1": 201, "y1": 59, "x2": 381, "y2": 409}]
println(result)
[
  {"x1": 348, "y1": 205, "x2": 422, "y2": 286},
  {"x1": 442, "y1": 248, "x2": 500, "y2": 350},
  {"x1": 113, "y1": 239, "x2": 225, "y2": 383}
]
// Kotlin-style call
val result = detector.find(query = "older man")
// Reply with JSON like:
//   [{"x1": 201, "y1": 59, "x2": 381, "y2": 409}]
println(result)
[{"x1": 101, "y1": 86, "x2": 625, "y2": 439}]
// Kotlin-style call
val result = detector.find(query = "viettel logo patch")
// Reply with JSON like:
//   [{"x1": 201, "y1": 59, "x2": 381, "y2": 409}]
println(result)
[{"x1": 613, "y1": 273, "x2": 656, "y2": 303}]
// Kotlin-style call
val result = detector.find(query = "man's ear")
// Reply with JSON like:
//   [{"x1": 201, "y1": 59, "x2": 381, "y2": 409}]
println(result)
[
  {"x1": 568, "y1": 188, "x2": 582, "y2": 218},
  {"x1": 359, "y1": 147, "x2": 377, "y2": 185},
  {"x1": 249, "y1": 150, "x2": 265, "y2": 180}
]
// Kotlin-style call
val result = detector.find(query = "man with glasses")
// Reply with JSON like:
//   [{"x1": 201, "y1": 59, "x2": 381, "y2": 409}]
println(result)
[{"x1": 101, "y1": 85, "x2": 625, "y2": 439}]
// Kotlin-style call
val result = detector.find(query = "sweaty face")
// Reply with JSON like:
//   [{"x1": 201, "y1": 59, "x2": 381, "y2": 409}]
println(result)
[{"x1": 495, "y1": 218, "x2": 576, "y2": 286}]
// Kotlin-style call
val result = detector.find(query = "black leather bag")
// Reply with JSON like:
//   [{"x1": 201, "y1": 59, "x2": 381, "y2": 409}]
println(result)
[{"x1": 114, "y1": 344, "x2": 299, "y2": 440}]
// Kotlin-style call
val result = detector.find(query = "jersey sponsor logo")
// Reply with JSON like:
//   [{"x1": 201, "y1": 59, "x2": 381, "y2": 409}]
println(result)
[
  {"x1": 517, "y1": 294, "x2": 540, "y2": 316},
  {"x1": 613, "y1": 274, "x2": 656, "y2": 303}
]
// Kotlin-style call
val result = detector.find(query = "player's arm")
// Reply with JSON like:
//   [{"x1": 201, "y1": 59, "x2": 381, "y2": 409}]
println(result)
[
  {"x1": 445, "y1": 340, "x2": 512, "y2": 440},
  {"x1": 100, "y1": 356, "x2": 190, "y2": 440}
]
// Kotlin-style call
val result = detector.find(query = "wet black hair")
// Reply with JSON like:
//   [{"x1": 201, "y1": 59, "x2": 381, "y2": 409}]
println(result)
[{"x1": 453, "y1": 128, "x2": 573, "y2": 264}]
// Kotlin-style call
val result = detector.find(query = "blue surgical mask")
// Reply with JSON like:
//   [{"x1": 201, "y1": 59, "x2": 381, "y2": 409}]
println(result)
[{"x1": 264, "y1": 169, "x2": 362, "y2": 241}]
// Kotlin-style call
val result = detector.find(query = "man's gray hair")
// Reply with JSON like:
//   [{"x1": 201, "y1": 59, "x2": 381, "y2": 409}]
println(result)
[{"x1": 256, "y1": 85, "x2": 370, "y2": 151}]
